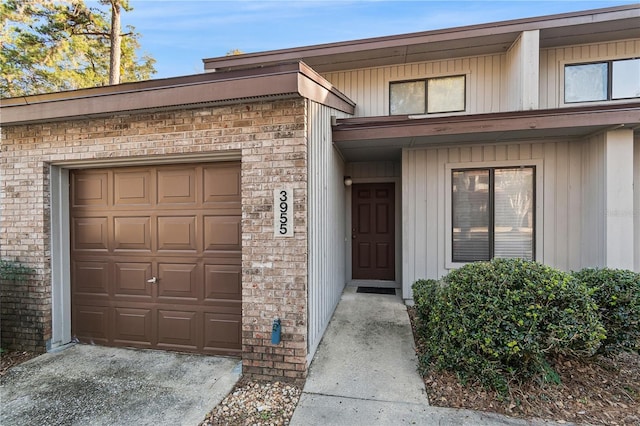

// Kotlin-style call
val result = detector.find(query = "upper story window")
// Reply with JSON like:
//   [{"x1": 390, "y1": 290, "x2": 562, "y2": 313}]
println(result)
[
  {"x1": 564, "y1": 58, "x2": 640, "y2": 103},
  {"x1": 390, "y1": 75, "x2": 465, "y2": 115}
]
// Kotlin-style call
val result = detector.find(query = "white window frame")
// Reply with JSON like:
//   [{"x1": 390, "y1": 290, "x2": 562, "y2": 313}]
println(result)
[
  {"x1": 559, "y1": 56, "x2": 640, "y2": 107},
  {"x1": 445, "y1": 159, "x2": 544, "y2": 269}
]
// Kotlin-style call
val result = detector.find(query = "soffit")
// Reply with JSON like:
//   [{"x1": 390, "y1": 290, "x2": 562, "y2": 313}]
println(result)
[
  {"x1": 332, "y1": 103, "x2": 640, "y2": 162},
  {"x1": 203, "y1": 5, "x2": 640, "y2": 74}
]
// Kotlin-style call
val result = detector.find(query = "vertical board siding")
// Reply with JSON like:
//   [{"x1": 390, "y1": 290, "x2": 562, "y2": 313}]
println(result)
[
  {"x1": 635, "y1": 136, "x2": 640, "y2": 271},
  {"x1": 323, "y1": 38, "x2": 639, "y2": 117},
  {"x1": 581, "y1": 134, "x2": 606, "y2": 268},
  {"x1": 540, "y1": 39, "x2": 640, "y2": 109},
  {"x1": 322, "y1": 53, "x2": 506, "y2": 117},
  {"x1": 307, "y1": 101, "x2": 349, "y2": 360},
  {"x1": 506, "y1": 36, "x2": 522, "y2": 111},
  {"x1": 402, "y1": 139, "x2": 596, "y2": 298}
]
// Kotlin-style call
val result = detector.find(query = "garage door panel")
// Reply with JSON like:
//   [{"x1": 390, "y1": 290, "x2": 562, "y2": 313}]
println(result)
[
  {"x1": 157, "y1": 310, "x2": 198, "y2": 349},
  {"x1": 114, "y1": 308, "x2": 152, "y2": 345},
  {"x1": 158, "y1": 263, "x2": 198, "y2": 299},
  {"x1": 204, "y1": 313, "x2": 241, "y2": 352},
  {"x1": 201, "y1": 256, "x2": 242, "y2": 265},
  {"x1": 157, "y1": 168, "x2": 196, "y2": 204},
  {"x1": 204, "y1": 216, "x2": 241, "y2": 251},
  {"x1": 157, "y1": 216, "x2": 197, "y2": 251},
  {"x1": 114, "y1": 170, "x2": 152, "y2": 206},
  {"x1": 72, "y1": 171, "x2": 108, "y2": 208},
  {"x1": 115, "y1": 262, "x2": 153, "y2": 297},
  {"x1": 72, "y1": 162, "x2": 241, "y2": 356},
  {"x1": 205, "y1": 265, "x2": 241, "y2": 300},
  {"x1": 201, "y1": 302, "x2": 241, "y2": 315},
  {"x1": 203, "y1": 164, "x2": 241, "y2": 203},
  {"x1": 73, "y1": 217, "x2": 109, "y2": 251},
  {"x1": 73, "y1": 305, "x2": 109, "y2": 344},
  {"x1": 114, "y1": 217, "x2": 152, "y2": 251},
  {"x1": 73, "y1": 261, "x2": 109, "y2": 295}
]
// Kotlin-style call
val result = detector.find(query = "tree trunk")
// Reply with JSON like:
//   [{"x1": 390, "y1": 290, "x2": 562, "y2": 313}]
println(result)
[{"x1": 108, "y1": 0, "x2": 121, "y2": 85}]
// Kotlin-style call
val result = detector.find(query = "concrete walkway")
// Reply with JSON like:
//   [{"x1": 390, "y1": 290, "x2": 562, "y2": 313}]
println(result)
[
  {"x1": 0, "y1": 345, "x2": 241, "y2": 426},
  {"x1": 290, "y1": 287, "x2": 557, "y2": 425}
]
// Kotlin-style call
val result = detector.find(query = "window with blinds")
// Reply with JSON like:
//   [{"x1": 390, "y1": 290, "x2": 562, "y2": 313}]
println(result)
[{"x1": 452, "y1": 166, "x2": 534, "y2": 262}]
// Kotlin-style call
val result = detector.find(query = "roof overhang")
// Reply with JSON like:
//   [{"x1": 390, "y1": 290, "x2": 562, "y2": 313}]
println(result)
[
  {"x1": 0, "y1": 62, "x2": 354, "y2": 126},
  {"x1": 203, "y1": 5, "x2": 640, "y2": 73},
  {"x1": 332, "y1": 103, "x2": 640, "y2": 161}
]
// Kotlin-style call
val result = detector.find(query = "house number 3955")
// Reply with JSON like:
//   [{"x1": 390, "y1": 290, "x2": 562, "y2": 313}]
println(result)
[{"x1": 274, "y1": 188, "x2": 293, "y2": 237}]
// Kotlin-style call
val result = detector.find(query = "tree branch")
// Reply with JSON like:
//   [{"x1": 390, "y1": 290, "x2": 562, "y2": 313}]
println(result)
[{"x1": 71, "y1": 31, "x2": 133, "y2": 37}]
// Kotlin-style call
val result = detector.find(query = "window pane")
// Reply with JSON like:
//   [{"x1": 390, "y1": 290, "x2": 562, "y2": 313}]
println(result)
[
  {"x1": 390, "y1": 81, "x2": 425, "y2": 115},
  {"x1": 565, "y1": 63, "x2": 608, "y2": 103},
  {"x1": 612, "y1": 59, "x2": 640, "y2": 100},
  {"x1": 427, "y1": 75, "x2": 465, "y2": 113},
  {"x1": 452, "y1": 170, "x2": 490, "y2": 262},
  {"x1": 494, "y1": 168, "x2": 534, "y2": 260}
]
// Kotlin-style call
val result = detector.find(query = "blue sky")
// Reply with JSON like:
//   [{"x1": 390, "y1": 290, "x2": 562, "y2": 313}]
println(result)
[{"x1": 97, "y1": 1, "x2": 636, "y2": 79}]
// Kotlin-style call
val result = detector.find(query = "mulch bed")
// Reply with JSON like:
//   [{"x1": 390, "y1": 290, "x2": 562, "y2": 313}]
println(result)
[
  {"x1": 4, "y1": 313, "x2": 639, "y2": 426},
  {"x1": 408, "y1": 307, "x2": 640, "y2": 425},
  {"x1": 0, "y1": 350, "x2": 39, "y2": 377}
]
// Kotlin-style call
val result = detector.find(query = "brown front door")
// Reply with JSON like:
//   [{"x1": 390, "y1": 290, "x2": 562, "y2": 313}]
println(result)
[
  {"x1": 70, "y1": 162, "x2": 241, "y2": 356},
  {"x1": 352, "y1": 183, "x2": 395, "y2": 280}
]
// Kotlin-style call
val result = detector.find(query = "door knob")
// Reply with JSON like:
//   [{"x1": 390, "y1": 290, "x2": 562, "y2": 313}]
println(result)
[{"x1": 147, "y1": 276, "x2": 158, "y2": 284}]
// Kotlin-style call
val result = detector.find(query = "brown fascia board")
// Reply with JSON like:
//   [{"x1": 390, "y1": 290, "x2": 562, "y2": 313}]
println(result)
[
  {"x1": 296, "y1": 62, "x2": 355, "y2": 112},
  {"x1": 202, "y1": 4, "x2": 639, "y2": 72},
  {"x1": 332, "y1": 103, "x2": 640, "y2": 142},
  {"x1": 1, "y1": 62, "x2": 354, "y2": 125}
]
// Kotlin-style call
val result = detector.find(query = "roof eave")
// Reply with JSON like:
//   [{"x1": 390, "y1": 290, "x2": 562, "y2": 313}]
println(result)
[
  {"x1": 332, "y1": 103, "x2": 640, "y2": 142},
  {"x1": 1, "y1": 62, "x2": 354, "y2": 126},
  {"x1": 202, "y1": 5, "x2": 640, "y2": 73}
]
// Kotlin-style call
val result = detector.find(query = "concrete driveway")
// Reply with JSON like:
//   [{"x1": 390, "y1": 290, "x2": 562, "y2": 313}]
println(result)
[{"x1": 0, "y1": 344, "x2": 241, "y2": 426}]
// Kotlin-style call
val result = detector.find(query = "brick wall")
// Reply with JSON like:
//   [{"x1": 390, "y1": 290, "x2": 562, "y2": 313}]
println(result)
[{"x1": 0, "y1": 98, "x2": 309, "y2": 381}]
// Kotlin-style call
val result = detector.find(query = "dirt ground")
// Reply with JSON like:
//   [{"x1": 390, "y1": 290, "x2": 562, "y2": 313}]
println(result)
[
  {"x1": 0, "y1": 350, "x2": 38, "y2": 376},
  {"x1": 408, "y1": 307, "x2": 640, "y2": 426}
]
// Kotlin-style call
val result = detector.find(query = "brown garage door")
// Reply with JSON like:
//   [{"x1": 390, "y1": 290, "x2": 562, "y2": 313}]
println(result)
[{"x1": 70, "y1": 162, "x2": 241, "y2": 356}]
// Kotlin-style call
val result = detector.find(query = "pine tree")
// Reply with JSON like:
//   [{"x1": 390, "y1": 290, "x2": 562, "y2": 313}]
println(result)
[{"x1": 0, "y1": 0, "x2": 156, "y2": 97}]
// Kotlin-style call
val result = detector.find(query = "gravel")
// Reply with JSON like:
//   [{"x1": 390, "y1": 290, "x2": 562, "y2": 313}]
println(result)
[{"x1": 200, "y1": 379, "x2": 302, "y2": 426}]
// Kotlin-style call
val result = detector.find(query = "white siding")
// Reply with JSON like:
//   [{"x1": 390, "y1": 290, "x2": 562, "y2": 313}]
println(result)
[
  {"x1": 580, "y1": 130, "x2": 637, "y2": 270},
  {"x1": 322, "y1": 54, "x2": 506, "y2": 117},
  {"x1": 505, "y1": 30, "x2": 540, "y2": 111},
  {"x1": 539, "y1": 39, "x2": 640, "y2": 109},
  {"x1": 323, "y1": 38, "x2": 640, "y2": 117},
  {"x1": 307, "y1": 101, "x2": 349, "y2": 360},
  {"x1": 635, "y1": 134, "x2": 640, "y2": 272},
  {"x1": 604, "y1": 129, "x2": 635, "y2": 269},
  {"x1": 581, "y1": 133, "x2": 607, "y2": 269},
  {"x1": 403, "y1": 139, "x2": 594, "y2": 297}
]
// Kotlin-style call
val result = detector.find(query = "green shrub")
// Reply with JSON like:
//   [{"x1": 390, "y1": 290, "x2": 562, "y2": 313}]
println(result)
[
  {"x1": 412, "y1": 279, "x2": 440, "y2": 321},
  {"x1": 412, "y1": 258, "x2": 605, "y2": 393},
  {"x1": 572, "y1": 268, "x2": 640, "y2": 354}
]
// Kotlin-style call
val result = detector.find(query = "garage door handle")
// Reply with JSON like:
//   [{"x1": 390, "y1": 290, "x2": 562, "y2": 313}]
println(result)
[{"x1": 147, "y1": 277, "x2": 158, "y2": 284}]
